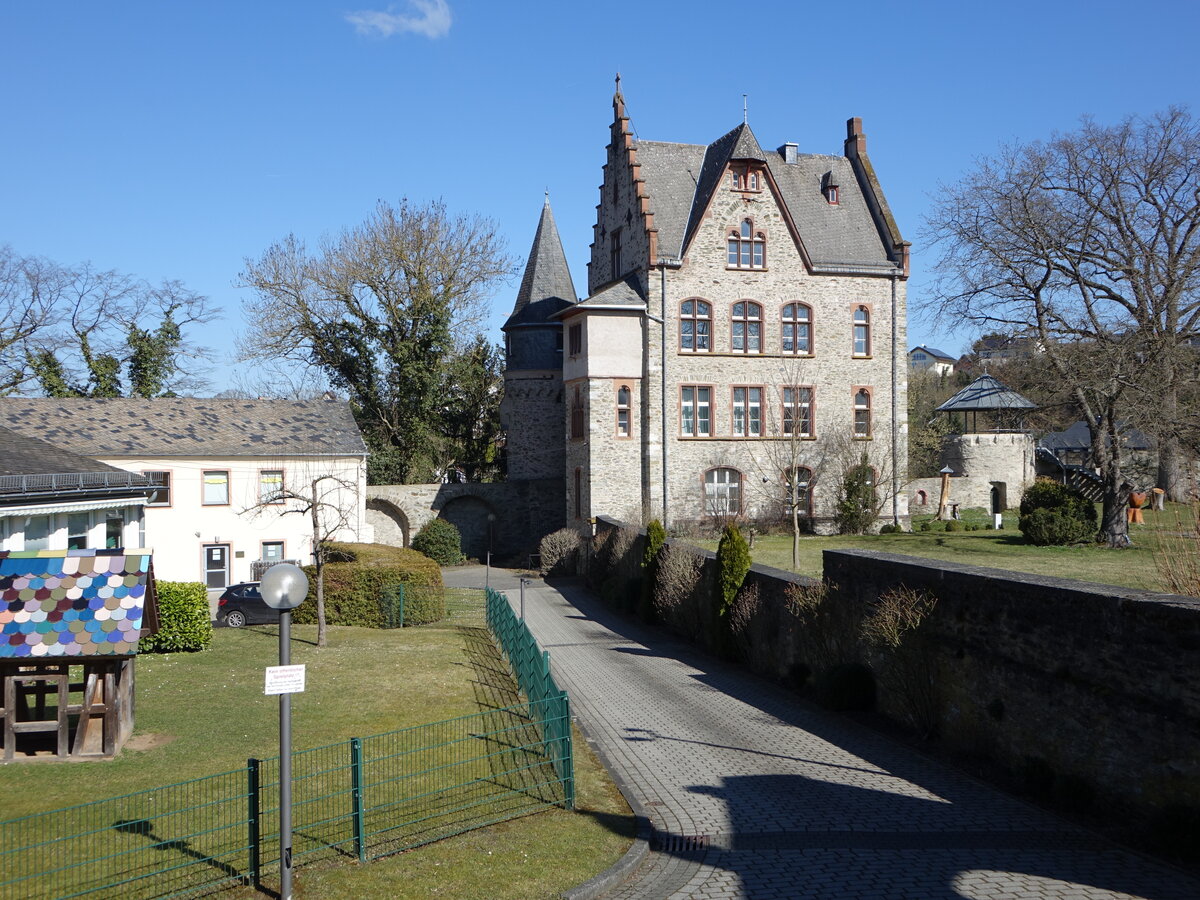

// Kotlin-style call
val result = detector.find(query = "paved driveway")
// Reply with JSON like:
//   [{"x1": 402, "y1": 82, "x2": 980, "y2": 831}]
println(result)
[{"x1": 444, "y1": 567, "x2": 1200, "y2": 900}]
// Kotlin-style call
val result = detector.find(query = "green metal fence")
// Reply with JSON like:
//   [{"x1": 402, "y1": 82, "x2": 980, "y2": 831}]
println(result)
[{"x1": 0, "y1": 586, "x2": 572, "y2": 899}]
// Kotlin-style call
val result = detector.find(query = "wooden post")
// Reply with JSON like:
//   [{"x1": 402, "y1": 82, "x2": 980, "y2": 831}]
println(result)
[{"x1": 936, "y1": 468, "x2": 953, "y2": 520}]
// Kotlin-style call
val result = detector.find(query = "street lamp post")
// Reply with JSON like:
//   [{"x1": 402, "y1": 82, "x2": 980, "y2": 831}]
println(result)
[{"x1": 260, "y1": 563, "x2": 310, "y2": 900}]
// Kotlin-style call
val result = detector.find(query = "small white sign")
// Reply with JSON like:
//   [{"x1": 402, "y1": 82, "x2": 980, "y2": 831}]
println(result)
[{"x1": 264, "y1": 664, "x2": 306, "y2": 695}]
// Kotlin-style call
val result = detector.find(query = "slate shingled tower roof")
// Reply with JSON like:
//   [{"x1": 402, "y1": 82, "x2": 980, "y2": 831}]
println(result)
[{"x1": 504, "y1": 196, "x2": 577, "y2": 329}]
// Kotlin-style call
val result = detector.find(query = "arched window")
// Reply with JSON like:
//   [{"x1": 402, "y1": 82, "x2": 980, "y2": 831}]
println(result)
[
  {"x1": 783, "y1": 466, "x2": 814, "y2": 517},
  {"x1": 853, "y1": 306, "x2": 871, "y2": 356},
  {"x1": 782, "y1": 303, "x2": 812, "y2": 355},
  {"x1": 915, "y1": 489, "x2": 928, "y2": 506},
  {"x1": 853, "y1": 388, "x2": 872, "y2": 437},
  {"x1": 680, "y1": 299, "x2": 712, "y2": 352},
  {"x1": 704, "y1": 467, "x2": 742, "y2": 517},
  {"x1": 616, "y1": 385, "x2": 631, "y2": 437},
  {"x1": 727, "y1": 219, "x2": 765, "y2": 269},
  {"x1": 731, "y1": 301, "x2": 762, "y2": 353}
]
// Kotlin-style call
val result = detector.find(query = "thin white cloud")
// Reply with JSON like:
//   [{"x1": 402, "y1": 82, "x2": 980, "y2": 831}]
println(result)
[{"x1": 345, "y1": 1, "x2": 452, "y2": 39}]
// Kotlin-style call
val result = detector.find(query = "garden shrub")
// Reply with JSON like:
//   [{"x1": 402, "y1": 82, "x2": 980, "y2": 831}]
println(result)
[
  {"x1": 411, "y1": 518, "x2": 465, "y2": 566},
  {"x1": 944, "y1": 520, "x2": 961, "y2": 532},
  {"x1": 652, "y1": 543, "x2": 709, "y2": 642},
  {"x1": 835, "y1": 453, "x2": 878, "y2": 534},
  {"x1": 1018, "y1": 480, "x2": 1097, "y2": 546},
  {"x1": 294, "y1": 542, "x2": 444, "y2": 628},
  {"x1": 716, "y1": 524, "x2": 751, "y2": 616},
  {"x1": 919, "y1": 521, "x2": 932, "y2": 532},
  {"x1": 539, "y1": 527, "x2": 581, "y2": 576},
  {"x1": 639, "y1": 519, "x2": 667, "y2": 622},
  {"x1": 141, "y1": 581, "x2": 212, "y2": 653}
]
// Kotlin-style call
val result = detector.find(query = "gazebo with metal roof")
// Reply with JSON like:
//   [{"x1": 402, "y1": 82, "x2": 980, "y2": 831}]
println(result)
[{"x1": 935, "y1": 374, "x2": 1037, "y2": 433}]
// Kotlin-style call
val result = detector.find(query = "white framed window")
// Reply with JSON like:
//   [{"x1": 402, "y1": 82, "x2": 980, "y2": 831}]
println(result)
[
  {"x1": 616, "y1": 385, "x2": 632, "y2": 437},
  {"x1": 24, "y1": 515, "x2": 52, "y2": 551},
  {"x1": 68, "y1": 513, "x2": 91, "y2": 550},
  {"x1": 680, "y1": 299, "x2": 712, "y2": 352},
  {"x1": 681, "y1": 386, "x2": 712, "y2": 437},
  {"x1": 704, "y1": 467, "x2": 742, "y2": 516},
  {"x1": 731, "y1": 301, "x2": 762, "y2": 353},
  {"x1": 853, "y1": 306, "x2": 871, "y2": 357},
  {"x1": 783, "y1": 386, "x2": 814, "y2": 438},
  {"x1": 262, "y1": 541, "x2": 285, "y2": 562},
  {"x1": 727, "y1": 219, "x2": 765, "y2": 269},
  {"x1": 203, "y1": 470, "x2": 230, "y2": 505},
  {"x1": 782, "y1": 304, "x2": 812, "y2": 355},
  {"x1": 732, "y1": 386, "x2": 762, "y2": 437},
  {"x1": 854, "y1": 388, "x2": 872, "y2": 437},
  {"x1": 259, "y1": 470, "x2": 284, "y2": 504}
]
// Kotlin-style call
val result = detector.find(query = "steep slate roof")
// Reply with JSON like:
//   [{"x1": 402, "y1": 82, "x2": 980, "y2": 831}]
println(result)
[
  {"x1": 936, "y1": 374, "x2": 1037, "y2": 412},
  {"x1": 504, "y1": 197, "x2": 577, "y2": 329},
  {"x1": 0, "y1": 550, "x2": 156, "y2": 658},
  {"x1": 0, "y1": 399, "x2": 367, "y2": 458},
  {"x1": 633, "y1": 123, "x2": 897, "y2": 270}
]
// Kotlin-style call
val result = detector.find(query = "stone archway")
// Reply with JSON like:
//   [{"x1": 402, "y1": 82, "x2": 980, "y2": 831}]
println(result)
[
  {"x1": 366, "y1": 498, "x2": 411, "y2": 548},
  {"x1": 438, "y1": 496, "x2": 495, "y2": 561}
]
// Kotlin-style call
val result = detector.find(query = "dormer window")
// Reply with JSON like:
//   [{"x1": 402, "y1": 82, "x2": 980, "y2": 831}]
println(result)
[
  {"x1": 730, "y1": 168, "x2": 762, "y2": 192},
  {"x1": 822, "y1": 171, "x2": 840, "y2": 205},
  {"x1": 727, "y1": 219, "x2": 765, "y2": 269}
]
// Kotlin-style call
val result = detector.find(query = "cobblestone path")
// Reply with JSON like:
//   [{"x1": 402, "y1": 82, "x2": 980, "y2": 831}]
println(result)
[{"x1": 445, "y1": 568, "x2": 1199, "y2": 900}]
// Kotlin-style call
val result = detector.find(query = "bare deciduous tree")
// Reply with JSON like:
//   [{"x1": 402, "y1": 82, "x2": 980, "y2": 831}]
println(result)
[
  {"x1": 239, "y1": 199, "x2": 515, "y2": 484},
  {"x1": 924, "y1": 108, "x2": 1200, "y2": 545}
]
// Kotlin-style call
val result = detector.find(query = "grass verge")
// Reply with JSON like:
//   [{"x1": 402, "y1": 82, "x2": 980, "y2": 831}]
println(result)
[
  {"x1": 706, "y1": 504, "x2": 1196, "y2": 593},
  {"x1": 0, "y1": 621, "x2": 634, "y2": 899}
]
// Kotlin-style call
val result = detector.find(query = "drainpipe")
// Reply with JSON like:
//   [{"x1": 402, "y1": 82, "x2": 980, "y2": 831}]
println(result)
[
  {"x1": 656, "y1": 257, "x2": 682, "y2": 530},
  {"x1": 890, "y1": 269, "x2": 900, "y2": 528}
]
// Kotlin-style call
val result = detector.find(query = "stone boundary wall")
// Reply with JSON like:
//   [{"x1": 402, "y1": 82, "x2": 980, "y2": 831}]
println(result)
[{"x1": 590, "y1": 516, "x2": 1200, "y2": 827}]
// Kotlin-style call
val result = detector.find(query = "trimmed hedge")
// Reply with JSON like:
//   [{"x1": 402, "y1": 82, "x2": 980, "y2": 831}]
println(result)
[
  {"x1": 411, "y1": 518, "x2": 465, "y2": 566},
  {"x1": 140, "y1": 581, "x2": 212, "y2": 653},
  {"x1": 293, "y1": 542, "x2": 445, "y2": 628}
]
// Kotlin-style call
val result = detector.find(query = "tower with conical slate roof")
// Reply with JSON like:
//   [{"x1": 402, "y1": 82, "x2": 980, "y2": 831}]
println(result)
[{"x1": 501, "y1": 197, "x2": 577, "y2": 483}]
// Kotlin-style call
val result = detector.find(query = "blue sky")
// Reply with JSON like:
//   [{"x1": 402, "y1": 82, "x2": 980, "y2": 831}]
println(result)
[{"x1": 4, "y1": 1, "x2": 1199, "y2": 392}]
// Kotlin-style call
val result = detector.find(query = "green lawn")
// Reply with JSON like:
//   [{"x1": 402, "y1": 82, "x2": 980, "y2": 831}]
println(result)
[
  {"x1": 0, "y1": 622, "x2": 634, "y2": 900},
  {"x1": 706, "y1": 505, "x2": 1196, "y2": 593}
]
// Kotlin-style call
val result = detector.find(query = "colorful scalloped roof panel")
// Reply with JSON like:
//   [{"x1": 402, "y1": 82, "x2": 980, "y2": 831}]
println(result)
[{"x1": 0, "y1": 550, "x2": 155, "y2": 659}]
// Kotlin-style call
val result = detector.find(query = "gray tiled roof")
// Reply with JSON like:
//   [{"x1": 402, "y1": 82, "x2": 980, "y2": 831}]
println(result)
[
  {"x1": 505, "y1": 198, "x2": 577, "y2": 329},
  {"x1": 568, "y1": 275, "x2": 646, "y2": 310},
  {"x1": 0, "y1": 425, "x2": 129, "y2": 477},
  {"x1": 910, "y1": 345, "x2": 956, "y2": 360},
  {"x1": 0, "y1": 399, "x2": 367, "y2": 458},
  {"x1": 633, "y1": 123, "x2": 897, "y2": 269},
  {"x1": 1041, "y1": 420, "x2": 1152, "y2": 452},
  {"x1": 935, "y1": 375, "x2": 1037, "y2": 412}
]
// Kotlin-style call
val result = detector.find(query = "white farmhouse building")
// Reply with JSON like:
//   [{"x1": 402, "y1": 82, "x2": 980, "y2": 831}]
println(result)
[{"x1": 0, "y1": 399, "x2": 371, "y2": 587}]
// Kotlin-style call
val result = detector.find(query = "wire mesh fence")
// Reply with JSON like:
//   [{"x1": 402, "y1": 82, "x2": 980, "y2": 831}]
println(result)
[{"x1": 0, "y1": 585, "x2": 571, "y2": 899}]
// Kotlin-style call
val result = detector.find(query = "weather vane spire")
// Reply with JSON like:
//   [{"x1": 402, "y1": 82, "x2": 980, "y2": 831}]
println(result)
[{"x1": 743, "y1": 94, "x2": 748, "y2": 125}]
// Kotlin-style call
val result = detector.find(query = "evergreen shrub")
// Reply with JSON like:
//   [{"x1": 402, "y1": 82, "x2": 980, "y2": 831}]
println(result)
[
  {"x1": 141, "y1": 581, "x2": 212, "y2": 653},
  {"x1": 1018, "y1": 480, "x2": 1097, "y2": 546},
  {"x1": 835, "y1": 453, "x2": 878, "y2": 534},
  {"x1": 411, "y1": 518, "x2": 465, "y2": 566},
  {"x1": 639, "y1": 519, "x2": 667, "y2": 622},
  {"x1": 716, "y1": 524, "x2": 751, "y2": 616}
]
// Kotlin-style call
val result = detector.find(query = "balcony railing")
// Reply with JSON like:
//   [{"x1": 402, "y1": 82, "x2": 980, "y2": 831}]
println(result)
[{"x1": 0, "y1": 471, "x2": 162, "y2": 496}]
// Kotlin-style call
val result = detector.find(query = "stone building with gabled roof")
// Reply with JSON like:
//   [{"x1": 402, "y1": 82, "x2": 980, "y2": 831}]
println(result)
[
  {"x1": 503, "y1": 84, "x2": 910, "y2": 533},
  {"x1": 0, "y1": 398, "x2": 371, "y2": 587}
]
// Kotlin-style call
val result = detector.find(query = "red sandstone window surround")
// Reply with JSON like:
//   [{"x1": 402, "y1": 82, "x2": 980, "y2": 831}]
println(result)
[
  {"x1": 782, "y1": 303, "x2": 812, "y2": 355},
  {"x1": 731, "y1": 301, "x2": 763, "y2": 353},
  {"x1": 727, "y1": 219, "x2": 765, "y2": 269},
  {"x1": 680, "y1": 299, "x2": 712, "y2": 352}
]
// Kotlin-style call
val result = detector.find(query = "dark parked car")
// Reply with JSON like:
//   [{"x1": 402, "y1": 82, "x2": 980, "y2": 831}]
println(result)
[{"x1": 217, "y1": 582, "x2": 279, "y2": 627}]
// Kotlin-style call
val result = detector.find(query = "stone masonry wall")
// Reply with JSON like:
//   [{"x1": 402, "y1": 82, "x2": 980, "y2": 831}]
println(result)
[
  {"x1": 590, "y1": 517, "x2": 1200, "y2": 826},
  {"x1": 501, "y1": 371, "x2": 564, "y2": 481}
]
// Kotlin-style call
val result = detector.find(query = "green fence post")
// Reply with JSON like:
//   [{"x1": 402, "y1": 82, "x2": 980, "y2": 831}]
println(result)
[
  {"x1": 350, "y1": 738, "x2": 366, "y2": 862},
  {"x1": 562, "y1": 694, "x2": 575, "y2": 810},
  {"x1": 247, "y1": 758, "x2": 261, "y2": 888}
]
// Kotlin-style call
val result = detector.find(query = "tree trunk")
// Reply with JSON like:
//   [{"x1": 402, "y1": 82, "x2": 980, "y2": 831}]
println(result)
[
  {"x1": 1157, "y1": 433, "x2": 1192, "y2": 502},
  {"x1": 312, "y1": 478, "x2": 327, "y2": 648},
  {"x1": 791, "y1": 504, "x2": 800, "y2": 571},
  {"x1": 1098, "y1": 477, "x2": 1131, "y2": 548}
]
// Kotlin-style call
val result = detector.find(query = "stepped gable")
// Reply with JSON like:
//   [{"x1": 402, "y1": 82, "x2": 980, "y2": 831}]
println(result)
[{"x1": 504, "y1": 196, "x2": 577, "y2": 330}]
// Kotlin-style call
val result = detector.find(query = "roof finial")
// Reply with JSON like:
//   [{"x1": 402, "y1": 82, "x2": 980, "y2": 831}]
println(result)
[
  {"x1": 615, "y1": 72, "x2": 621, "y2": 93},
  {"x1": 743, "y1": 93, "x2": 748, "y2": 125},
  {"x1": 544, "y1": 188, "x2": 550, "y2": 206}
]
